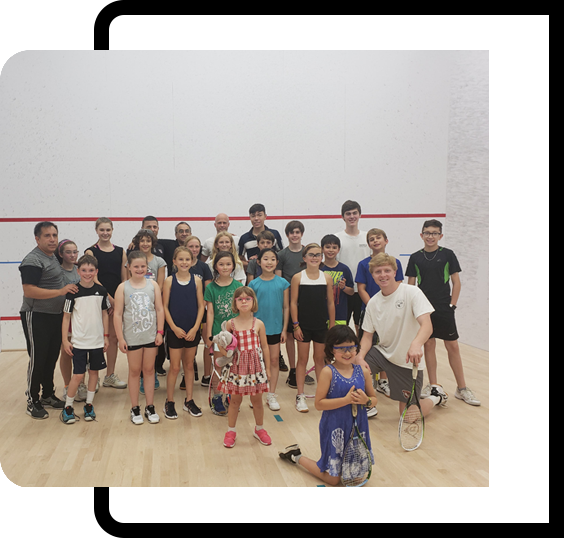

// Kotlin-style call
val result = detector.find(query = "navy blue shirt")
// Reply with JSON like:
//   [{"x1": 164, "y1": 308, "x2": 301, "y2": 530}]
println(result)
[{"x1": 238, "y1": 226, "x2": 284, "y2": 260}]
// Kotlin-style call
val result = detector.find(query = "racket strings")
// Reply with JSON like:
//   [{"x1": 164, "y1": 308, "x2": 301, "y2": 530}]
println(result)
[
  {"x1": 399, "y1": 404, "x2": 423, "y2": 450},
  {"x1": 341, "y1": 436, "x2": 371, "y2": 487}
]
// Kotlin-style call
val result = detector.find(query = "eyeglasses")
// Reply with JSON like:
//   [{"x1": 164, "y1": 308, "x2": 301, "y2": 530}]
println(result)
[
  {"x1": 236, "y1": 297, "x2": 253, "y2": 303},
  {"x1": 422, "y1": 232, "x2": 441, "y2": 237},
  {"x1": 306, "y1": 253, "x2": 322, "y2": 258},
  {"x1": 333, "y1": 345, "x2": 357, "y2": 354}
]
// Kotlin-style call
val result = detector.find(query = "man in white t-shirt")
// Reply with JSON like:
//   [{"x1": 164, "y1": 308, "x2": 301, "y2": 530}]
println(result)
[
  {"x1": 200, "y1": 213, "x2": 240, "y2": 263},
  {"x1": 335, "y1": 200, "x2": 370, "y2": 333},
  {"x1": 355, "y1": 253, "x2": 448, "y2": 419}
]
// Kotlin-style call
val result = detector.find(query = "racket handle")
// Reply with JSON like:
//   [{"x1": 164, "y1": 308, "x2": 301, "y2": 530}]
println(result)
[
  {"x1": 352, "y1": 403, "x2": 358, "y2": 417},
  {"x1": 412, "y1": 362, "x2": 419, "y2": 380}
]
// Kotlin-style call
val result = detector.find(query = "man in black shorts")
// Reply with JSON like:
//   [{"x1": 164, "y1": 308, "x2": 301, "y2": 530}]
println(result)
[
  {"x1": 406, "y1": 219, "x2": 480, "y2": 406},
  {"x1": 19, "y1": 222, "x2": 79, "y2": 419}
]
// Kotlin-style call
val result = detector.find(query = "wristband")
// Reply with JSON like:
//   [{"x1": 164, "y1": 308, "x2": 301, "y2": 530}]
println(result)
[
  {"x1": 104, "y1": 334, "x2": 110, "y2": 337},
  {"x1": 365, "y1": 398, "x2": 372, "y2": 408},
  {"x1": 157, "y1": 330, "x2": 164, "y2": 335},
  {"x1": 293, "y1": 321, "x2": 299, "y2": 325}
]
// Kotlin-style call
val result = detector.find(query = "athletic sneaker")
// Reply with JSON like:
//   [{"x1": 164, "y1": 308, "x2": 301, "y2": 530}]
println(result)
[
  {"x1": 144, "y1": 405, "x2": 160, "y2": 424},
  {"x1": 421, "y1": 383, "x2": 432, "y2": 398},
  {"x1": 295, "y1": 394, "x2": 309, "y2": 413},
  {"x1": 103, "y1": 373, "x2": 127, "y2": 389},
  {"x1": 200, "y1": 375, "x2": 211, "y2": 388},
  {"x1": 254, "y1": 428, "x2": 272, "y2": 446},
  {"x1": 278, "y1": 444, "x2": 302, "y2": 464},
  {"x1": 156, "y1": 365, "x2": 166, "y2": 376},
  {"x1": 75, "y1": 382, "x2": 87, "y2": 402},
  {"x1": 211, "y1": 394, "x2": 227, "y2": 416},
  {"x1": 422, "y1": 383, "x2": 447, "y2": 400},
  {"x1": 266, "y1": 393, "x2": 280, "y2": 411},
  {"x1": 83, "y1": 403, "x2": 96, "y2": 421},
  {"x1": 367, "y1": 406, "x2": 378, "y2": 418},
  {"x1": 455, "y1": 387, "x2": 481, "y2": 406},
  {"x1": 183, "y1": 399, "x2": 203, "y2": 417},
  {"x1": 164, "y1": 400, "x2": 178, "y2": 419},
  {"x1": 40, "y1": 394, "x2": 65, "y2": 409},
  {"x1": 430, "y1": 386, "x2": 449, "y2": 407},
  {"x1": 139, "y1": 376, "x2": 145, "y2": 395},
  {"x1": 286, "y1": 369, "x2": 297, "y2": 389},
  {"x1": 376, "y1": 379, "x2": 391, "y2": 398},
  {"x1": 154, "y1": 372, "x2": 160, "y2": 390},
  {"x1": 60, "y1": 405, "x2": 76, "y2": 424},
  {"x1": 305, "y1": 373, "x2": 315, "y2": 385},
  {"x1": 223, "y1": 430, "x2": 237, "y2": 448},
  {"x1": 130, "y1": 406, "x2": 143, "y2": 425},
  {"x1": 279, "y1": 353, "x2": 289, "y2": 372},
  {"x1": 27, "y1": 400, "x2": 49, "y2": 419}
]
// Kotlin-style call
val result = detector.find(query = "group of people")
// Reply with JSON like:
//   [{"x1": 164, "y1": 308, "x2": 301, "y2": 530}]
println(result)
[{"x1": 18, "y1": 200, "x2": 480, "y2": 486}]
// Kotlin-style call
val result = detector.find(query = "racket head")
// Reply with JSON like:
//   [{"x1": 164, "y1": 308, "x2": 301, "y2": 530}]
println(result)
[
  {"x1": 398, "y1": 363, "x2": 425, "y2": 451},
  {"x1": 341, "y1": 404, "x2": 372, "y2": 487}
]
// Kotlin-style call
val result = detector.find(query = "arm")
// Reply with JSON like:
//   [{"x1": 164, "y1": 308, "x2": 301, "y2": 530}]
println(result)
[
  {"x1": 357, "y1": 282, "x2": 371, "y2": 306},
  {"x1": 186, "y1": 278, "x2": 205, "y2": 341},
  {"x1": 325, "y1": 273, "x2": 335, "y2": 329},
  {"x1": 61, "y1": 312, "x2": 73, "y2": 355},
  {"x1": 163, "y1": 277, "x2": 186, "y2": 339},
  {"x1": 450, "y1": 272, "x2": 461, "y2": 306},
  {"x1": 405, "y1": 312, "x2": 433, "y2": 365},
  {"x1": 280, "y1": 287, "x2": 290, "y2": 344},
  {"x1": 102, "y1": 309, "x2": 110, "y2": 352},
  {"x1": 22, "y1": 283, "x2": 78, "y2": 300},
  {"x1": 314, "y1": 366, "x2": 357, "y2": 411},
  {"x1": 407, "y1": 276, "x2": 416, "y2": 286},
  {"x1": 152, "y1": 281, "x2": 165, "y2": 346},
  {"x1": 290, "y1": 273, "x2": 303, "y2": 341},
  {"x1": 157, "y1": 265, "x2": 166, "y2": 291},
  {"x1": 113, "y1": 283, "x2": 128, "y2": 354},
  {"x1": 206, "y1": 301, "x2": 215, "y2": 345},
  {"x1": 121, "y1": 250, "x2": 128, "y2": 283},
  {"x1": 256, "y1": 319, "x2": 271, "y2": 380},
  {"x1": 355, "y1": 328, "x2": 375, "y2": 368}
]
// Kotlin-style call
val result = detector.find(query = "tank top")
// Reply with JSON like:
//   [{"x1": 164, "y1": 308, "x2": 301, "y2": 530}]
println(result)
[
  {"x1": 88, "y1": 243, "x2": 124, "y2": 297},
  {"x1": 168, "y1": 275, "x2": 198, "y2": 332},
  {"x1": 297, "y1": 270, "x2": 328, "y2": 331},
  {"x1": 123, "y1": 279, "x2": 157, "y2": 347}
]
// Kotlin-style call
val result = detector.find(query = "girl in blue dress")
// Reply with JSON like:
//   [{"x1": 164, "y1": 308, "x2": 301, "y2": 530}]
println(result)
[{"x1": 278, "y1": 325, "x2": 377, "y2": 486}]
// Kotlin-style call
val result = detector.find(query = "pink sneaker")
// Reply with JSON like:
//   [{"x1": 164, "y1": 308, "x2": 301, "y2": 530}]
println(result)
[
  {"x1": 223, "y1": 430, "x2": 237, "y2": 448},
  {"x1": 253, "y1": 427, "x2": 272, "y2": 446}
]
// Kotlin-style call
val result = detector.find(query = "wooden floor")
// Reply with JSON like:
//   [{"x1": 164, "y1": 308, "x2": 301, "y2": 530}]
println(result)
[{"x1": 0, "y1": 342, "x2": 488, "y2": 487}]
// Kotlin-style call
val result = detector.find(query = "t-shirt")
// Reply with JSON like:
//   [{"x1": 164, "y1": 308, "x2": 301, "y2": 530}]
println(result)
[
  {"x1": 63, "y1": 283, "x2": 110, "y2": 349},
  {"x1": 238, "y1": 226, "x2": 284, "y2": 260},
  {"x1": 204, "y1": 279, "x2": 243, "y2": 336},
  {"x1": 405, "y1": 247, "x2": 461, "y2": 306},
  {"x1": 248, "y1": 275, "x2": 290, "y2": 335},
  {"x1": 145, "y1": 255, "x2": 167, "y2": 283},
  {"x1": 276, "y1": 246, "x2": 304, "y2": 283},
  {"x1": 335, "y1": 231, "x2": 371, "y2": 291},
  {"x1": 355, "y1": 255, "x2": 404, "y2": 309},
  {"x1": 189, "y1": 260, "x2": 213, "y2": 285},
  {"x1": 19, "y1": 247, "x2": 65, "y2": 314},
  {"x1": 206, "y1": 258, "x2": 247, "y2": 284},
  {"x1": 202, "y1": 235, "x2": 240, "y2": 258},
  {"x1": 61, "y1": 265, "x2": 80, "y2": 285},
  {"x1": 321, "y1": 262, "x2": 354, "y2": 322},
  {"x1": 362, "y1": 283, "x2": 434, "y2": 369}
]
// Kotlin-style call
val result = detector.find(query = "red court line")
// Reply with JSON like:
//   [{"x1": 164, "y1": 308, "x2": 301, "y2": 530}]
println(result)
[
  {"x1": 0, "y1": 213, "x2": 445, "y2": 223},
  {"x1": 1, "y1": 316, "x2": 21, "y2": 321}
]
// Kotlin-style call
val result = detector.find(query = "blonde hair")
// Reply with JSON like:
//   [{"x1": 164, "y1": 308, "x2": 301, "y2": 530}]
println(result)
[
  {"x1": 173, "y1": 246, "x2": 193, "y2": 261},
  {"x1": 95, "y1": 217, "x2": 113, "y2": 230},
  {"x1": 232, "y1": 286, "x2": 258, "y2": 314},
  {"x1": 368, "y1": 252, "x2": 397, "y2": 273},
  {"x1": 366, "y1": 228, "x2": 388, "y2": 242},
  {"x1": 211, "y1": 232, "x2": 243, "y2": 268}
]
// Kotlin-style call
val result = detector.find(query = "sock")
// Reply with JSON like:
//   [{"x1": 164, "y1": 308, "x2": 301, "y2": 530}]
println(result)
[
  {"x1": 66, "y1": 396, "x2": 75, "y2": 408},
  {"x1": 255, "y1": 425, "x2": 264, "y2": 431},
  {"x1": 86, "y1": 391, "x2": 95, "y2": 405},
  {"x1": 228, "y1": 427, "x2": 236, "y2": 433},
  {"x1": 294, "y1": 454, "x2": 302, "y2": 464},
  {"x1": 428, "y1": 395, "x2": 441, "y2": 406}
]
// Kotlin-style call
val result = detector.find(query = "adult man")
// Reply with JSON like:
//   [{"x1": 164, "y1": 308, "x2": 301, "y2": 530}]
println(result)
[
  {"x1": 354, "y1": 253, "x2": 447, "y2": 419},
  {"x1": 20, "y1": 222, "x2": 79, "y2": 419},
  {"x1": 160, "y1": 221, "x2": 192, "y2": 274},
  {"x1": 200, "y1": 213, "x2": 239, "y2": 263}
]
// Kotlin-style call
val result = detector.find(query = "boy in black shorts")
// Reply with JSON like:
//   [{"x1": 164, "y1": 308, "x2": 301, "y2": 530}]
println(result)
[
  {"x1": 406, "y1": 220, "x2": 480, "y2": 406},
  {"x1": 61, "y1": 255, "x2": 110, "y2": 423}
]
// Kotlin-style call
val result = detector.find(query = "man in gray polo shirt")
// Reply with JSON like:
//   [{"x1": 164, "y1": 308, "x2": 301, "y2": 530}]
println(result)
[{"x1": 20, "y1": 222, "x2": 79, "y2": 419}]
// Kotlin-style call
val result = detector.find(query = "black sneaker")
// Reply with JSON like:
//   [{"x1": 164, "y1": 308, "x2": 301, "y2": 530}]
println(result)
[
  {"x1": 27, "y1": 400, "x2": 49, "y2": 419},
  {"x1": 278, "y1": 444, "x2": 302, "y2": 464},
  {"x1": 279, "y1": 353, "x2": 289, "y2": 372},
  {"x1": 156, "y1": 365, "x2": 167, "y2": 376},
  {"x1": 194, "y1": 358, "x2": 199, "y2": 381},
  {"x1": 286, "y1": 369, "x2": 297, "y2": 389},
  {"x1": 183, "y1": 399, "x2": 202, "y2": 417},
  {"x1": 305, "y1": 373, "x2": 315, "y2": 385},
  {"x1": 164, "y1": 400, "x2": 178, "y2": 420},
  {"x1": 200, "y1": 375, "x2": 211, "y2": 388},
  {"x1": 180, "y1": 375, "x2": 186, "y2": 390},
  {"x1": 40, "y1": 394, "x2": 65, "y2": 409}
]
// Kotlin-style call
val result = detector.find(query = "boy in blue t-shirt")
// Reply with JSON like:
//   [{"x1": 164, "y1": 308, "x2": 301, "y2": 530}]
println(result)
[{"x1": 320, "y1": 235, "x2": 354, "y2": 325}]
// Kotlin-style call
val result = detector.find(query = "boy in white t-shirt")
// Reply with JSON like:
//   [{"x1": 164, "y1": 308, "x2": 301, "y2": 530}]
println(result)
[
  {"x1": 335, "y1": 200, "x2": 371, "y2": 333},
  {"x1": 355, "y1": 253, "x2": 447, "y2": 419}
]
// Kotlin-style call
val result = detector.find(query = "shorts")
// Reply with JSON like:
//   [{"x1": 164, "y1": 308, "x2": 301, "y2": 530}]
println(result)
[
  {"x1": 346, "y1": 292, "x2": 363, "y2": 326},
  {"x1": 127, "y1": 341, "x2": 157, "y2": 352},
  {"x1": 299, "y1": 327, "x2": 328, "y2": 344},
  {"x1": 72, "y1": 347, "x2": 107, "y2": 375},
  {"x1": 363, "y1": 346, "x2": 423, "y2": 403},
  {"x1": 167, "y1": 328, "x2": 201, "y2": 349},
  {"x1": 430, "y1": 304, "x2": 459, "y2": 341},
  {"x1": 266, "y1": 333, "x2": 281, "y2": 346}
]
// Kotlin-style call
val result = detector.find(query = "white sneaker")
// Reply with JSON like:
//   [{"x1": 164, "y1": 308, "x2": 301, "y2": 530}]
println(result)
[
  {"x1": 103, "y1": 373, "x2": 127, "y2": 389},
  {"x1": 130, "y1": 406, "x2": 143, "y2": 425},
  {"x1": 455, "y1": 387, "x2": 481, "y2": 406},
  {"x1": 295, "y1": 394, "x2": 309, "y2": 413},
  {"x1": 75, "y1": 382, "x2": 87, "y2": 402},
  {"x1": 144, "y1": 405, "x2": 160, "y2": 424},
  {"x1": 421, "y1": 383, "x2": 447, "y2": 400},
  {"x1": 367, "y1": 406, "x2": 378, "y2": 418},
  {"x1": 376, "y1": 379, "x2": 391, "y2": 398},
  {"x1": 421, "y1": 383, "x2": 432, "y2": 398},
  {"x1": 266, "y1": 393, "x2": 280, "y2": 411}
]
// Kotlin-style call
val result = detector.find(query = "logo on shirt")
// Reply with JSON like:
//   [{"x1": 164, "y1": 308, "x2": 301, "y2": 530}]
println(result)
[{"x1": 395, "y1": 300, "x2": 405, "y2": 309}]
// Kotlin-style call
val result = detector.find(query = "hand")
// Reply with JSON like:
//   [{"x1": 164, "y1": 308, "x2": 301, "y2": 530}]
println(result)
[
  {"x1": 185, "y1": 328, "x2": 197, "y2": 341},
  {"x1": 174, "y1": 327, "x2": 187, "y2": 339},
  {"x1": 280, "y1": 330, "x2": 287, "y2": 345},
  {"x1": 293, "y1": 326, "x2": 304, "y2": 342},
  {"x1": 338, "y1": 277, "x2": 346, "y2": 290},
  {"x1": 103, "y1": 336, "x2": 109, "y2": 353},
  {"x1": 118, "y1": 339, "x2": 128, "y2": 354},
  {"x1": 351, "y1": 388, "x2": 369, "y2": 406},
  {"x1": 155, "y1": 333, "x2": 163, "y2": 346},
  {"x1": 406, "y1": 342, "x2": 424, "y2": 365},
  {"x1": 60, "y1": 283, "x2": 79, "y2": 296},
  {"x1": 63, "y1": 340, "x2": 74, "y2": 356},
  {"x1": 345, "y1": 385, "x2": 357, "y2": 404}
]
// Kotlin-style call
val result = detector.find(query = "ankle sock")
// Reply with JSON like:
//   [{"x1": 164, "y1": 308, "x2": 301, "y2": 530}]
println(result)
[
  {"x1": 86, "y1": 391, "x2": 95, "y2": 405},
  {"x1": 66, "y1": 396, "x2": 75, "y2": 407}
]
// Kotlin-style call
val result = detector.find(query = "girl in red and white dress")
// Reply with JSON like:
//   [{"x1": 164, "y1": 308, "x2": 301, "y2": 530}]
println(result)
[{"x1": 215, "y1": 286, "x2": 271, "y2": 448}]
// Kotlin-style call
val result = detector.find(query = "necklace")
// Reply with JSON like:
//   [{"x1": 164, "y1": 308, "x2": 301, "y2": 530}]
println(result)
[{"x1": 423, "y1": 249, "x2": 439, "y2": 261}]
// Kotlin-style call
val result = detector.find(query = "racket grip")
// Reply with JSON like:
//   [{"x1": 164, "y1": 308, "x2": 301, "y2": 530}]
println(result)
[{"x1": 412, "y1": 362, "x2": 419, "y2": 380}]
